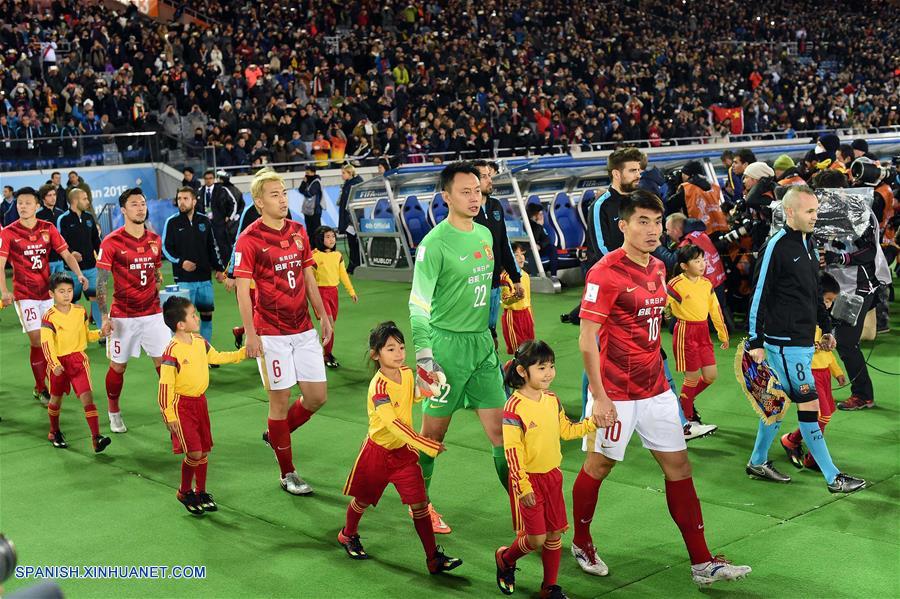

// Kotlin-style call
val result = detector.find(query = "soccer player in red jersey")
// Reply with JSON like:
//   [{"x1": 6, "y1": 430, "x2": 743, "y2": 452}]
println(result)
[
  {"x1": 233, "y1": 168, "x2": 333, "y2": 495},
  {"x1": 570, "y1": 190, "x2": 751, "y2": 586},
  {"x1": 95, "y1": 188, "x2": 171, "y2": 434},
  {"x1": 0, "y1": 187, "x2": 88, "y2": 405}
]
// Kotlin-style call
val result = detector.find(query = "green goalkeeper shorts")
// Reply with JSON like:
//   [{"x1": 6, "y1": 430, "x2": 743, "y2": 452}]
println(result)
[{"x1": 423, "y1": 327, "x2": 506, "y2": 417}]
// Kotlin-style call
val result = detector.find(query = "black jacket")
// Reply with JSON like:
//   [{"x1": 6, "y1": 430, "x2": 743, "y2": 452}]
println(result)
[
  {"x1": 56, "y1": 209, "x2": 101, "y2": 270},
  {"x1": 748, "y1": 225, "x2": 832, "y2": 349},
  {"x1": 298, "y1": 176, "x2": 324, "y2": 217},
  {"x1": 474, "y1": 195, "x2": 520, "y2": 288},
  {"x1": 197, "y1": 183, "x2": 234, "y2": 221},
  {"x1": 161, "y1": 211, "x2": 225, "y2": 282},
  {"x1": 338, "y1": 175, "x2": 363, "y2": 232},
  {"x1": 586, "y1": 187, "x2": 626, "y2": 260}
]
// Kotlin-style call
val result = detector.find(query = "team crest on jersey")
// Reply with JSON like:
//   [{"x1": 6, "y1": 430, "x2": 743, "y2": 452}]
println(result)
[
  {"x1": 492, "y1": 209, "x2": 502, "y2": 221},
  {"x1": 41, "y1": 232, "x2": 50, "y2": 243},
  {"x1": 799, "y1": 384, "x2": 810, "y2": 394},
  {"x1": 199, "y1": 223, "x2": 207, "y2": 232},
  {"x1": 149, "y1": 243, "x2": 159, "y2": 256},
  {"x1": 483, "y1": 243, "x2": 494, "y2": 260},
  {"x1": 293, "y1": 235, "x2": 304, "y2": 251}
]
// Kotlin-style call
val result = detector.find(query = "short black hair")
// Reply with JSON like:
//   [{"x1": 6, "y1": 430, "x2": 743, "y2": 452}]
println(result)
[
  {"x1": 619, "y1": 189, "x2": 664, "y2": 221},
  {"x1": 472, "y1": 159, "x2": 499, "y2": 173},
  {"x1": 367, "y1": 321, "x2": 405, "y2": 370},
  {"x1": 439, "y1": 161, "x2": 480, "y2": 192},
  {"x1": 183, "y1": 166, "x2": 194, "y2": 174},
  {"x1": 49, "y1": 271, "x2": 74, "y2": 291},
  {"x1": 313, "y1": 225, "x2": 335, "y2": 251},
  {"x1": 503, "y1": 339, "x2": 556, "y2": 389},
  {"x1": 676, "y1": 243, "x2": 704, "y2": 267},
  {"x1": 720, "y1": 150, "x2": 735, "y2": 161},
  {"x1": 176, "y1": 186, "x2": 197, "y2": 198},
  {"x1": 838, "y1": 144, "x2": 853, "y2": 159},
  {"x1": 203, "y1": 169, "x2": 215, "y2": 177},
  {"x1": 811, "y1": 169, "x2": 847, "y2": 189},
  {"x1": 820, "y1": 272, "x2": 840, "y2": 296},
  {"x1": 511, "y1": 241, "x2": 529, "y2": 253},
  {"x1": 163, "y1": 296, "x2": 193, "y2": 332},
  {"x1": 3, "y1": 185, "x2": 13, "y2": 192},
  {"x1": 118, "y1": 187, "x2": 144, "y2": 207},
  {"x1": 14, "y1": 186, "x2": 39, "y2": 202},
  {"x1": 735, "y1": 149, "x2": 756, "y2": 164},
  {"x1": 526, "y1": 203, "x2": 544, "y2": 218}
]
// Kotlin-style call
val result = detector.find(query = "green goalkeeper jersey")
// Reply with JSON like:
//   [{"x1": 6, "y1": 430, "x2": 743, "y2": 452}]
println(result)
[{"x1": 409, "y1": 219, "x2": 496, "y2": 352}]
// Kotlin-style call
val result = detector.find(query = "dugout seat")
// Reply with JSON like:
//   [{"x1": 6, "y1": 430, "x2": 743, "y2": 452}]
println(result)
[
  {"x1": 373, "y1": 198, "x2": 394, "y2": 220},
  {"x1": 400, "y1": 195, "x2": 431, "y2": 248},
  {"x1": 577, "y1": 189, "x2": 595, "y2": 230},
  {"x1": 549, "y1": 192, "x2": 585, "y2": 249},
  {"x1": 526, "y1": 195, "x2": 557, "y2": 249},
  {"x1": 428, "y1": 193, "x2": 448, "y2": 226}
]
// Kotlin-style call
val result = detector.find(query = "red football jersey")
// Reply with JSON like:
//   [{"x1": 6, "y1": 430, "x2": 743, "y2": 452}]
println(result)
[
  {"x1": 96, "y1": 227, "x2": 162, "y2": 318},
  {"x1": 0, "y1": 219, "x2": 68, "y2": 300},
  {"x1": 233, "y1": 218, "x2": 315, "y2": 336},
  {"x1": 579, "y1": 249, "x2": 669, "y2": 401}
]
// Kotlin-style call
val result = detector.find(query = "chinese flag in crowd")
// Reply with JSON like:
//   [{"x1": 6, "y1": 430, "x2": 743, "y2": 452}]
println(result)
[{"x1": 710, "y1": 105, "x2": 744, "y2": 135}]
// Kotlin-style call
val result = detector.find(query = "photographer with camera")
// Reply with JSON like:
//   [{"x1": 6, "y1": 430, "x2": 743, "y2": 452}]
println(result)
[{"x1": 666, "y1": 161, "x2": 729, "y2": 235}]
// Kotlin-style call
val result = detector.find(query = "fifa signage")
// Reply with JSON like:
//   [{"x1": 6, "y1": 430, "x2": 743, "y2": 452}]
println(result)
[{"x1": 360, "y1": 218, "x2": 396, "y2": 233}]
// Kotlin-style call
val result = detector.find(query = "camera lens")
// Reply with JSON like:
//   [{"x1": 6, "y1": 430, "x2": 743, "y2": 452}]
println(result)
[{"x1": 0, "y1": 534, "x2": 17, "y2": 583}]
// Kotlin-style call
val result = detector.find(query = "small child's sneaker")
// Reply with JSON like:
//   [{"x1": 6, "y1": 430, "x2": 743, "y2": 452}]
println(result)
[
  {"x1": 49, "y1": 430, "x2": 68, "y2": 449},
  {"x1": 176, "y1": 490, "x2": 204, "y2": 515},
  {"x1": 93, "y1": 435, "x2": 111, "y2": 453},
  {"x1": 197, "y1": 492, "x2": 217, "y2": 511}
]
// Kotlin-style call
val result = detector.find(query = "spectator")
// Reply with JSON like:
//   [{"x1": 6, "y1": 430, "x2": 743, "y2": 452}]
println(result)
[
  {"x1": 338, "y1": 163, "x2": 364, "y2": 273},
  {"x1": 298, "y1": 165, "x2": 324, "y2": 233}
]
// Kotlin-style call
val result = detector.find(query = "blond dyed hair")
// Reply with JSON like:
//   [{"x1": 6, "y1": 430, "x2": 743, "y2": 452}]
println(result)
[{"x1": 250, "y1": 167, "x2": 285, "y2": 199}]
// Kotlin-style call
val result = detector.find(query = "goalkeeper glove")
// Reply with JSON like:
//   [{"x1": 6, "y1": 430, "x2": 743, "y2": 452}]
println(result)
[{"x1": 415, "y1": 349, "x2": 447, "y2": 398}]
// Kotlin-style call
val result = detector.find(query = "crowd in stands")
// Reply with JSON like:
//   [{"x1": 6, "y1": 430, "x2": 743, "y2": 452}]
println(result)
[{"x1": 1, "y1": 0, "x2": 899, "y2": 171}]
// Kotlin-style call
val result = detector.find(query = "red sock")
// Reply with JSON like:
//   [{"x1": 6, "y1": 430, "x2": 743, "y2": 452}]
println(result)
[
  {"x1": 83, "y1": 402, "x2": 100, "y2": 436},
  {"x1": 818, "y1": 415, "x2": 830, "y2": 434},
  {"x1": 180, "y1": 457, "x2": 199, "y2": 494},
  {"x1": 502, "y1": 535, "x2": 534, "y2": 565},
  {"x1": 695, "y1": 377, "x2": 711, "y2": 395},
  {"x1": 679, "y1": 377, "x2": 699, "y2": 420},
  {"x1": 234, "y1": 326, "x2": 245, "y2": 336},
  {"x1": 267, "y1": 418, "x2": 294, "y2": 476},
  {"x1": 155, "y1": 365, "x2": 161, "y2": 377},
  {"x1": 106, "y1": 368, "x2": 124, "y2": 413},
  {"x1": 344, "y1": 499, "x2": 366, "y2": 536},
  {"x1": 287, "y1": 398, "x2": 314, "y2": 432},
  {"x1": 48, "y1": 402, "x2": 61, "y2": 433},
  {"x1": 195, "y1": 457, "x2": 208, "y2": 493},
  {"x1": 541, "y1": 538, "x2": 562, "y2": 588},
  {"x1": 572, "y1": 467, "x2": 603, "y2": 549},
  {"x1": 787, "y1": 428, "x2": 803, "y2": 446},
  {"x1": 30, "y1": 346, "x2": 47, "y2": 393},
  {"x1": 411, "y1": 504, "x2": 437, "y2": 558},
  {"x1": 665, "y1": 478, "x2": 713, "y2": 565}
]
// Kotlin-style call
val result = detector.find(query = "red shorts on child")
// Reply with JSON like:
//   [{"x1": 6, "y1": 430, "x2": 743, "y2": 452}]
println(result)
[
  {"x1": 170, "y1": 394, "x2": 213, "y2": 454},
  {"x1": 343, "y1": 438, "x2": 427, "y2": 506},
  {"x1": 673, "y1": 320, "x2": 715, "y2": 372},
  {"x1": 49, "y1": 352, "x2": 93, "y2": 397},
  {"x1": 812, "y1": 368, "x2": 836, "y2": 418},
  {"x1": 502, "y1": 308, "x2": 535, "y2": 355},
  {"x1": 510, "y1": 468, "x2": 568, "y2": 535}
]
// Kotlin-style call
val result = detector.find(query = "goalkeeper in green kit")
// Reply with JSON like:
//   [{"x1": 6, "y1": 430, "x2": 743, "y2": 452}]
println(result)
[{"x1": 409, "y1": 161, "x2": 509, "y2": 534}]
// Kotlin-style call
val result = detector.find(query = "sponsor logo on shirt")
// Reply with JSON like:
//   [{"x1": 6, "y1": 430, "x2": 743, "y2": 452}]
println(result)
[
  {"x1": 585, "y1": 282, "x2": 599, "y2": 302},
  {"x1": 233, "y1": 252, "x2": 242, "y2": 266},
  {"x1": 416, "y1": 246, "x2": 426, "y2": 262}
]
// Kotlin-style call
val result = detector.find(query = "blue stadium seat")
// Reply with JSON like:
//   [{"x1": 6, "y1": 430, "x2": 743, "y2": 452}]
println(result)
[
  {"x1": 373, "y1": 198, "x2": 393, "y2": 219},
  {"x1": 550, "y1": 192, "x2": 585, "y2": 249},
  {"x1": 500, "y1": 198, "x2": 518, "y2": 220},
  {"x1": 401, "y1": 195, "x2": 431, "y2": 248},
  {"x1": 428, "y1": 193, "x2": 448, "y2": 226}
]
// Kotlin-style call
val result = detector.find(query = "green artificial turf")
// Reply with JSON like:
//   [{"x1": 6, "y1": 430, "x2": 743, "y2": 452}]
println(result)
[{"x1": 1, "y1": 269, "x2": 897, "y2": 598}]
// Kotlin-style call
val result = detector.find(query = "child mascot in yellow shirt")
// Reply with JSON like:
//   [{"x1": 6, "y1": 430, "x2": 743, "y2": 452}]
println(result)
[
  {"x1": 40, "y1": 272, "x2": 111, "y2": 453},
  {"x1": 312, "y1": 226, "x2": 358, "y2": 369},
  {"x1": 159, "y1": 296, "x2": 246, "y2": 515},
  {"x1": 495, "y1": 340, "x2": 597, "y2": 599},
  {"x1": 339, "y1": 321, "x2": 463, "y2": 575}
]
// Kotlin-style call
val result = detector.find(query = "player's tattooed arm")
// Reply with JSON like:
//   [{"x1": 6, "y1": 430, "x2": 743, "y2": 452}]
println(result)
[{"x1": 95, "y1": 269, "x2": 109, "y2": 315}]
